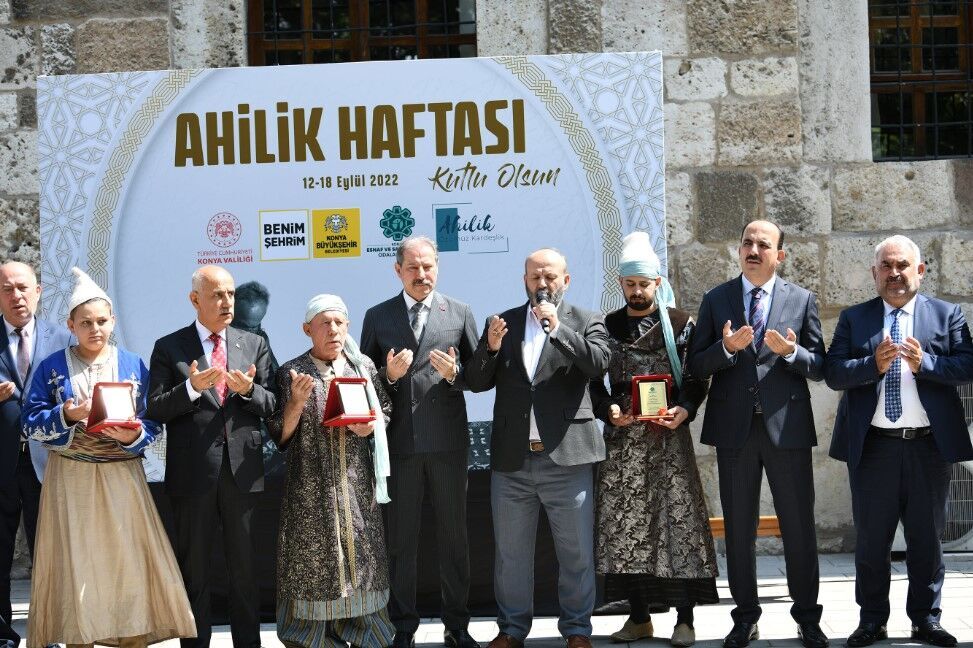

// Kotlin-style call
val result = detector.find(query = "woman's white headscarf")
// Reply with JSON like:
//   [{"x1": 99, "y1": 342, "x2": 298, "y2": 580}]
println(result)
[
  {"x1": 305, "y1": 294, "x2": 391, "y2": 503},
  {"x1": 617, "y1": 232, "x2": 683, "y2": 387}
]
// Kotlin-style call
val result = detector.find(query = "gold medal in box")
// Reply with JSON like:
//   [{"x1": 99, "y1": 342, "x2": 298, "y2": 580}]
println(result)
[{"x1": 631, "y1": 374, "x2": 673, "y2": 420}]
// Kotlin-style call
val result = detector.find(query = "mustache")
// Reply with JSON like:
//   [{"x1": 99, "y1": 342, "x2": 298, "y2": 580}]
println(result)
[{"x1": 746, "y1": 255, "x2": 760, "y2": 262}]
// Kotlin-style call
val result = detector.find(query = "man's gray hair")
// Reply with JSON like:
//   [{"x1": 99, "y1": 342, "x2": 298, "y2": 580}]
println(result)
[
  {"x1": 525, "y1": 247, "x2": 568, "y2": 273},
  {"x1": 873, "y1": 235, "x2": 922, "y2": 266},
  {"x1": 191, "y1": 267, "x2": 206, "y2": 292},
  {"x1": 395, "y1": 236, "x2": 438, "y2": 265}
]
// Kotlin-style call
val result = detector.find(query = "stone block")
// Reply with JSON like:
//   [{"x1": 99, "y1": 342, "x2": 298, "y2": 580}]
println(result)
[
  {"x1": 665, "y1": 171, "x2": 694, "y2": 247},
  {"x1": 940, "y1": 233, "x2": 973, "y2": 297},
  {"x1": 11, "y1": 0, "x2": 166, "y2": 20},
  {"x1": 777, "y1": 241, "x2": 821, "y2": 297},
  {"x1": 687, "y1": 0, "x2": 798, "y2": 55},
  {"x1": 0, "y1": 197, "x2": 39, "y2": 266},
  {"x1": 960, "y1": 303, "x2": 973, "y2": 331},
  {"x1": 0, "y1": 130, "x2": 36, "y2": 195},
  {"x1": 0, "y1": 91, "x2": 15, "y2": 130},
  {"x1": 763, "y1": 165, "x2": 831, "y2": 236},
  {"x1": 603, "y1": 0, "x2": 688, "y2": 57},
  {"x1": 549, "y1": 0, "x2": 602, "y2": 54},
  {"x1": 952, "y1": 160, "x2": 973, "y2": 226},
  {"x1": 695, "y1": 171, "x2": 759, "y2": 242},
  {"x1": 664, "y1": 101, "x2": 715, "y2": 168},
  {"x1": 664, "y1": 57, "x2": 726, "y2": 102},
  {"x1": 0, "y1": 0, "x2": 9, "y2": 25},
  {"x1": 718, "y1": 98, "x2": 802, "y2": 166},
  {"x1": 798, "y1": 0, "x2": 871, "y2": 163},
  {"x1": 831, "y1": 161, "x2": 953, "y2": 232},
  {"x1": 477, "y1": 0, "x2": 547, "y2": 56},
  {"x1": 17, "y1": 89, "x2": 34, "y2": 128},
  {"x1": 821, "y1": 233, "x2": 942, "y2": 309},
  {"x1": 76, "y1": 18, "x2": 169, "y2": 74},
  {"x1": 171, "y1": 0, "x2": 246, "y2": 69},
  {"x1": 0, "y1": 27, "x2": 36, "y2": 90},
  {"x1": 41, "y1": 23, "x2": 75, "y2": 77},
  {"x1": 731, "y1": 56, "x2": 798, "y2": 97},
  {"x1": 673, "y1": 242, "x2": 737, "y2": 312}
]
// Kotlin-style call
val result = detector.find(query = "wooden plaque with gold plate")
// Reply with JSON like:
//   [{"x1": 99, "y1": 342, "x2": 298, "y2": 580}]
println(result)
[
  {"x1": 631, "y1": 373, "x2": 673, "y2": 420},
  {"x1": 321, "y1": 376, "x2": 376, "y2": 427},
  {"x1": 86, "y1": 382, "x2": 142, "y2": 435}
]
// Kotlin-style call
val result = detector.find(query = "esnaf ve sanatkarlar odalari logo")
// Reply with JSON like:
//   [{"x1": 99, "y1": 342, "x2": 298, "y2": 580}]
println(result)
[{"x1": 379, "y1": 205, "x2": 414, "y2": 242}]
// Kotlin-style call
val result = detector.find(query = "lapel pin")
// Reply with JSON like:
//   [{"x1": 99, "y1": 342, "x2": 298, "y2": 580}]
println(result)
[
  {"x1": 235, "y1": 342, "x2": 241, "y2": 348},
  {"x1": 439, "y1": 303, "x2": 446, "y2": 311}
]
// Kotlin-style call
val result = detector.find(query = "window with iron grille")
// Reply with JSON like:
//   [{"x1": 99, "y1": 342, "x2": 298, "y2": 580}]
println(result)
[
  {"x1": 869, "y1": 0, "x2": 973, "y2": 160},
  {"x1": 247, "y1": 0, "x2": 477, "y2": 66}
]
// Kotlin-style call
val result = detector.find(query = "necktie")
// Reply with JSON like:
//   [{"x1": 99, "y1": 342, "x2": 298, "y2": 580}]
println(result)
[
  {"x1": 209, "y1": 332, "x2": 228, "y2": 404},
  {"x1": 13, "y1": 327, "x2": 29, "y2": 383},
  {"x1": 749, "y1": 288, "x2": 766, "y2": 351},
  {"x1": 885, "y1": 309, "x2": 903, "y2": 422},
  {"x1": 410, "y1": 302, "x2": 425, "y2": 340}
]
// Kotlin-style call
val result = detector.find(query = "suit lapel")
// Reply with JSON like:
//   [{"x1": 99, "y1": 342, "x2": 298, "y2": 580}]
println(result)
[
  {"x1": 0, "y1": 320, "x2": 18, "y2": 387},
  {"x1": 866, "y1": 298, "x2": 886, "y2": 353},
  {"x1": 393, "y1": 293, "x2": 419, "y2": 352},
  {"x1": 758, "y1": 278, "x2": 789, "y2": 359},
  {"x1": 725, "y1": 276, "x2": 753, "y2": 358},
  {"x1": 533, "y1": 302, "x2": 566, "y2": 383},
  {"x1": 912, "y1": 294, "x2": 929, "y2": 347},
  {"x1": 417, "y1": 293, "x2": 447, "y2": 354},
  {"x1": 180, "y1": 323, "x2": 220, "y2": 408},
  {"x1": 227, "y1": 327, "x2": 243, "y2": 373},
  {"x1": 508, "y1": 303, "x2": 530, "y2": 382}
]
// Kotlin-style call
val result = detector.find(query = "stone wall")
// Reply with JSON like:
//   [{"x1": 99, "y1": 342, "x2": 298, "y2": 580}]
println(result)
[
  {"x1": 2, "y1": 0, "x2": 972, "y2": 555},
  {"x1": 480, "y1": 0, "x2": 973, "y2": 552}
]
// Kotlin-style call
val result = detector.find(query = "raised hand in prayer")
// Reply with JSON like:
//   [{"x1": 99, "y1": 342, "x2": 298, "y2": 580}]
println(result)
[
  {"x1": 0, "y1": 381, "x2": 14, "y2": 402},
  {"x1": 226, "y1": 364, "x2": 257, "y2": 395},
  {"x1": 188, "y1": 359, "x2": 225, "y2": 392}
]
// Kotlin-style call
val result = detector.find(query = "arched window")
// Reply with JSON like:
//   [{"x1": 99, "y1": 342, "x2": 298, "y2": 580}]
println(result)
[{"x1": 247, "y1": 0, "x2": 477, "y2": 65}]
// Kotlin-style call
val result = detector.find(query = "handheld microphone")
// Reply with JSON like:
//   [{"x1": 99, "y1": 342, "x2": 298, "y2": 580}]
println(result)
[{"x1": 536, "y1": 289, "x2": 552, "y2": 334}]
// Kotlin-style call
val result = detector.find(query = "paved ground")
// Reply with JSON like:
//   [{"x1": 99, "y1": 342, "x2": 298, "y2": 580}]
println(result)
[{"x1": 9, "y1": 553, "x2": 973, "y2": 647}]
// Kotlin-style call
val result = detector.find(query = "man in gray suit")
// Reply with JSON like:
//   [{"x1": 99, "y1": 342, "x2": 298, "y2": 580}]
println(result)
[
  {"x1": 687, "y1": 220, "x2": 827, "y2": 648},
  {"x1": 361, "y1": 237, "x2": 480, "y2": 648},
  {"x1": 465, "y1": 248, "x2": 610, "y2": 648}
]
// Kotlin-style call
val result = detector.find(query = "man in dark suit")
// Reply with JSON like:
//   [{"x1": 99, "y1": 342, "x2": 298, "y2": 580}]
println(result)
[
  {"x1": 687, "y1": 220, "x2": 827, "y2": 648},
  {"x1": 465, "y1": 248, "x2": 610, "y2": 648},
  {"x1": 824, "y1": 235, "x2": 973, "y2": 648},
  {"x1": 147, "y1": 265, "x2": 276, "y2": 648},
  {"x1": 360, "y1": 237, "x2": 480, "y2": 648},
  {"x1": 0, "y1": 261, "x2": 72, "y2": 646}
]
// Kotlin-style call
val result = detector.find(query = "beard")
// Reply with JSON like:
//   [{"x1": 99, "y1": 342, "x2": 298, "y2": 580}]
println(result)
[
  {"x1": 525, "y1": 286, "x2": 565, "y2": 306},
  {"x1": 626, "y1": 297, "x2": 654, "y2": 312}
]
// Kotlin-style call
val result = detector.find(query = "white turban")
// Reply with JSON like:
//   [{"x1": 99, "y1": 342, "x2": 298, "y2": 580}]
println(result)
[
  {"x1": 68, "y1": 267, "x2": 112, "y2": 315},
  {"x1": 305, "y1": 294, "x2": 348, "y2": 323}
]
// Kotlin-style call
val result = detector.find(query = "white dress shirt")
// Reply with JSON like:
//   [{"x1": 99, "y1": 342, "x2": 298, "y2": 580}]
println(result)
[
  {"x1": 871, "y1": 296, "x2": 930, "y2": 428},
  {"x1": 185, "y1": 320, "x2": 228, "y2": 401},
  {"x1": 4, "y1": 315, "x2": 36, "y2": 372},
  {"x1": 523, "y1": 306, "x2": 549, "y2": 443},
  {"x1": 722, "y1": 274, "x2": 795, "y2": 362},
  {"x1": 403, "y1": 290, "x2": 434, "y2": 339}
]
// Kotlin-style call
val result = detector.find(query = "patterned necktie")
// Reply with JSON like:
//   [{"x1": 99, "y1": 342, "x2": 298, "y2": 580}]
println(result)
[
  {"x1": 410, "y1": 302, "x2": 425, "y2": 340},
  {"x1": 209, "y1": 332, "x2": 228, "y2": 404},
  {"x1": 749, "y1": 287, "x2": 766, "y2": 351},
  {"x1": 885, "y1": 309, "x2": 903, "y2": 422},
  {"x1": 13, "y1": 327, "x2": 29, "y2": 383}
]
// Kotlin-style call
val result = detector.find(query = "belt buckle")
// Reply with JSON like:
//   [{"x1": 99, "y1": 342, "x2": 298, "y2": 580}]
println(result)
[
  {"x1": 529, "y1": 441, "x2": 545, "y2": 453},
  {"x1": 901, "y1": 427, "x2": 917, "y2": 440}
]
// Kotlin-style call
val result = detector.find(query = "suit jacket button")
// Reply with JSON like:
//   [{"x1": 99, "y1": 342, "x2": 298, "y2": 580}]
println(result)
[
  {"x1": 755, "y1": 359, "x2": 762, "y2": 365},
  {"x1": 411, "y1": 399, "x2": 418, "y2": 406},
  {"x1": 523, "y1": 413, "x2": 528, "y2": 419},
  {"x1": 530, "y1": 386, "x2": 536, "y2": 392}
]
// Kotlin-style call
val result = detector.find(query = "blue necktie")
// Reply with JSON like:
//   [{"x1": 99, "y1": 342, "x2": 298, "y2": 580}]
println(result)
[
  {"x1": 749, "y1": 288, "x2": 765, "y2": 351},
  {"x1": 885, "y1": 309, "x2": 902, "y2": 422}
]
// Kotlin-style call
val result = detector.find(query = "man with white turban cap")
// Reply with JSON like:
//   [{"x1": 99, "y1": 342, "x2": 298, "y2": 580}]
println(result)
[
  {"x1": 269, "y1": 294, "x2": 395, "y2": 648},
  {"x1": 591, "y1": 232, "x2": 717, "y2": 647}
]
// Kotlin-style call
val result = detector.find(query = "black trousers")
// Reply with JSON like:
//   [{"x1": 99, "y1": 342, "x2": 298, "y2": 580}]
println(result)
[
  {"x1": 850, "y1": 433, "x2": 951, "y2": 626},
  {"x1": 172, "y1": 448, "x2": 260, "y2": 648},
  {"x1": 386, "y1": 449, "x2": 471, "y2": 634},
  {"x1": 0, "y1": 443, "x2": 42, "y2": 643},
  {"x1": 716, "y1": 414, "x2": 823, "y2": 625}
]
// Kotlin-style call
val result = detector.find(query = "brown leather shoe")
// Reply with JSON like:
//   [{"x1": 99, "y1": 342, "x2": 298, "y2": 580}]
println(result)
[
  {"x1": 487, "y1": 634, "x2": 524, "y2": 648},
  {"x1": 567, "y1": 635, "x2": 593, "y2": 648}
]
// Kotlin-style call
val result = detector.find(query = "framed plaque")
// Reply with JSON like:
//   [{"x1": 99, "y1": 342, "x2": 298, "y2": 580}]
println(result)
[
  {"x1": 322, "y1": 376, "x2": 376, "y2": 427},
  {"x1": 631, "y1": 374, "x2": 673, "y2": 420},
  {"x1": 86, "y1": 382, "x2": 141, "y2": 435}
]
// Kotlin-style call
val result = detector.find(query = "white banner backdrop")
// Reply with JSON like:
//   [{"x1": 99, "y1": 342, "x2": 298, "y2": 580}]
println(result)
[{"x1": 38, "y1": 52, "x2": 666, "y2": 480}]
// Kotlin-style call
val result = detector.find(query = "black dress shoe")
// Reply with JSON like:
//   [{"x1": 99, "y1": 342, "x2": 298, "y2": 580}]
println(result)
[
  {"x1": 912, "y1": 622, "x2": 957, "y2": 647},
  {"x1": 393, "y1": 632, "x2": 416, "y2": 648},
  {"x1": 798, "y1": 622, "x2": 829, "y2": 648},
  {"x1": 846, "y1": 623, "x2": 887, "y2": 647},
  {"x1": 723, "y1": 622, "x2": 759, "y2": 648},
  {"x1": 446, "y1": 628, "x2": 482, "y2": 648}
]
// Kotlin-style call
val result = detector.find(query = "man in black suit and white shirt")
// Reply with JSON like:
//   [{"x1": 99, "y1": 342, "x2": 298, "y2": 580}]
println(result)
[
  {"x1": 147, "y1": 265, "x2": 276, "y2": 648},
  {"x1": 687, "y1": 221, "x2": 827, "y2": 648},
  {"x1": 361, "y1": 237, "x2": 480, "y2": 648},
  {"x1": 465, "y1": 248, "x2": 610, "y2": 648}
]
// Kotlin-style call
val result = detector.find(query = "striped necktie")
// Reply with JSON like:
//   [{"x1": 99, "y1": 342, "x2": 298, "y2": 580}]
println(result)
[
  {"x1": 749, "y1": 287, "x2": 766, "y2": 351},
  {"x1": 885, "y1": 309, "x2": 903, "y2": 422}
]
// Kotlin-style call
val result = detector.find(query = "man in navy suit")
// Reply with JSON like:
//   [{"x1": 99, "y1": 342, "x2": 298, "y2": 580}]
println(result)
[
  {"x1": 825, "y1": 235, "x2": 973, "y2": 648},
  {"x1": 0, "y1": 261, "x2": 72, "y2": 645},
  {"x1": 687, "y1": 221, "x2": 827, "y2": 648}
]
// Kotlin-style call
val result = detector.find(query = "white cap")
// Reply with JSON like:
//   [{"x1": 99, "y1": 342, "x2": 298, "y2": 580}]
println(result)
[
  {"x1": 305, "y1": 294, "x2": 348, "y2": 323},
  {"x1": 67, "y1": 267, "x2": 112, "y2": 315}
]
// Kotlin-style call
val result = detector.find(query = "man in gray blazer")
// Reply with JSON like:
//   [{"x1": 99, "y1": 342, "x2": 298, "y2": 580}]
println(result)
[
  {"x1": 687, "y1": 220, "x2": 827, "y2": 648},
  {"x1": 0, "y1": 261, "x2": 72, "y2": 646},
  {"x1": 361, "y1": 237, "x2": 480, "y2": 648},
  {"x1": 465, "y1": 248, "x2": 610, "y2": 648}
]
